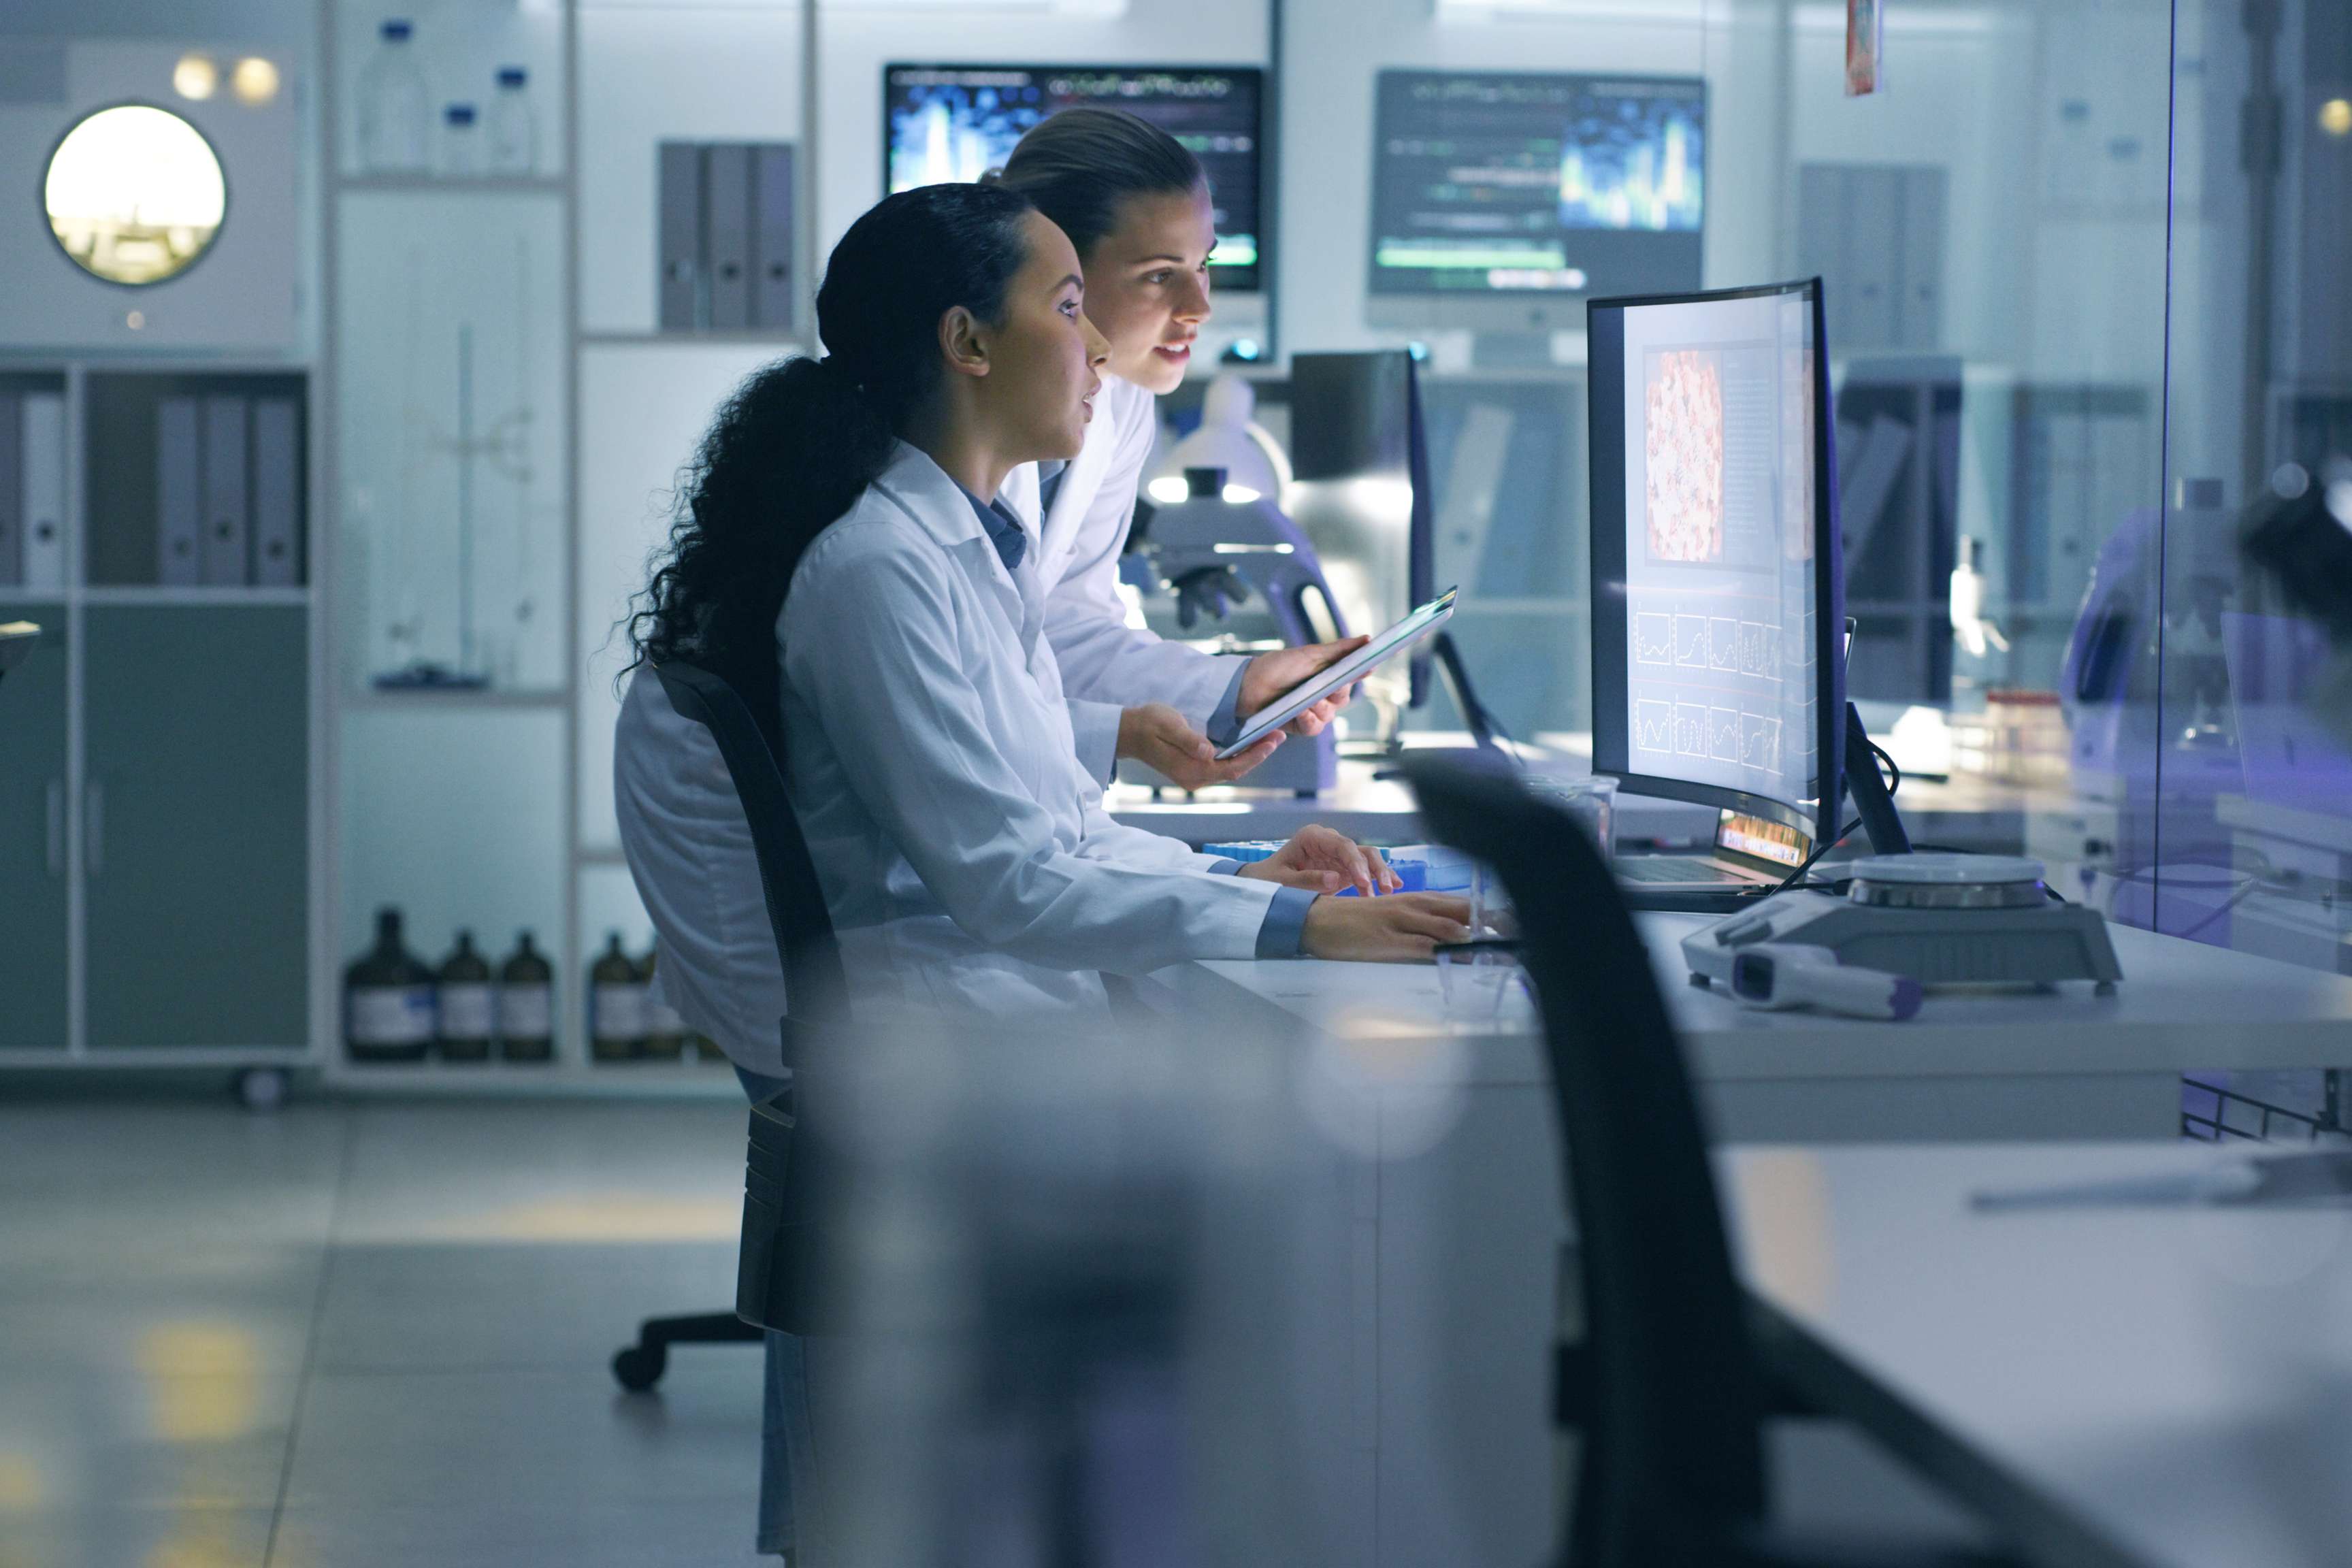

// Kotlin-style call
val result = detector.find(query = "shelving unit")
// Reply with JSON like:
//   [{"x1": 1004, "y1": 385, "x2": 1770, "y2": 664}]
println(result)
[
  {"x1": 0, "y1": 355, "x2": 321, "y2": 1098},
  {"x1": 316, "y1": 0, "x2": 812, "y2": 1095}
]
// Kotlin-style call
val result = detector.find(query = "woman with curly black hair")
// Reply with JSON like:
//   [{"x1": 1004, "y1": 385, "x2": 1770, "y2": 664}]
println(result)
[{"x1": 613, "y1": 180, "x2": 1469, "y2": 1563}]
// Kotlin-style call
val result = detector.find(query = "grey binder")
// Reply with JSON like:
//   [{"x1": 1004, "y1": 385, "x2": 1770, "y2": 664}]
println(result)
[
  {"x1": 157, "y1": 396, "x2": 203, "y2": 585},
  {"x1": 0, "y1": 393, "x2": 20, "y2": 587},
  {"x1": 657, "y1": 141, "x2": 702, "y2": 332},
  {"x1": 252, "y1": 397, "x2": 301, "y2": 587},
  {"x1": 704, "y1": 142, "x2": 753, "y2": 331},
  {"x1": 199, "y1": 395, "x2": 250, "y2": 586},
  {"x1": 751, "y1": 143, "x2": 795, "y2": 331},
  {"x1": 19, "y1": 392, "x2": 64, "y2": 589}
]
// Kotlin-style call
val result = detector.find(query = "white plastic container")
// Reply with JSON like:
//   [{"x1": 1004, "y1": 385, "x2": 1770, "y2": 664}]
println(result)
[
  {"x1": 488, "y1": 66, "x2": 536, "y2": 175},
  {"x1": 358, "y1": 19, "x2": 429, "y2": 173}
]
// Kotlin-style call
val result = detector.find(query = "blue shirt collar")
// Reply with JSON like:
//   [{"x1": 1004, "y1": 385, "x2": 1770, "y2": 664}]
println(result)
[{"x1": 956, "y1": 482, "x2": 1029, "y2": 575}]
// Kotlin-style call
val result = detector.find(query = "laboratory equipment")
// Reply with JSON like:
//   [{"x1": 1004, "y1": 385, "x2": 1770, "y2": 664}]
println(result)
[
  {"x1": 495, "y1": 932, "x2": 555, "y2": 1062},
  {"x1": 1587, "y1": 278, "x2": 1846, "y2": 852},
  {"x1": 434, "y1": 931, "x2": 493, "y2": 1062},
  {"x1": 489, "y1": 66, "x2": 536, "y2": 176},
  {"x1": 1435, "y1": 938, "x2": 1531, "y2": 1025},
  {"x1": 1146, "y1": 373, "x2": 1289, "y2": 506},
  {"x1": 1367, "y1": 69, "x2": 1705, "y2": 343},
  {"x1": 344, "y1": 906, "x2": 434, "y2": 1063},
  {"x1": 1682, "y1": 853, "x2": 2123, "y2": 995},
  {"x1": 440, "y1": 103, "x2": 479, "y2": 177},
  {"x1": 359, "y1": 20, "x2": 429, "y2": 174},
  {"x1": 1720, "y1": 941, "x2": 1921, "y2": 1021}
]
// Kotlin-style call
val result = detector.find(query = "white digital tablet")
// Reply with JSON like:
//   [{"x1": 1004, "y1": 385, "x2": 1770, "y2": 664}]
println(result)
[{"x1": 1214, "y1": 588, "x2": 1458, "y2": 760}]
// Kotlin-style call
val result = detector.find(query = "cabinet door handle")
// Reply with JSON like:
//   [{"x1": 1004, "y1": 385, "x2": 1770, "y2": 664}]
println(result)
[
  {"x1": 46, "y1": 779, "x2": 64, "y2": 877},
  {"x1": 84, "y1": 781, "x2": 104, "y2": 877}
]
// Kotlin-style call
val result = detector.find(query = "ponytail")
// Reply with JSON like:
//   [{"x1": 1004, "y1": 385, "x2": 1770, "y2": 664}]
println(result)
[{"x1": 624, "y1": 182, "x2": 1037, "y2": 725}]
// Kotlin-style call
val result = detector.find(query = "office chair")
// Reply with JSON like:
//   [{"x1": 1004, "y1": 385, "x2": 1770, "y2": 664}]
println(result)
[
  {"x1": 611, "y1": 659, "x2": 851, "y2": 1391},
  {"x1": 1402, "y1": 753, "x2": 2021, "y2": 1568}
]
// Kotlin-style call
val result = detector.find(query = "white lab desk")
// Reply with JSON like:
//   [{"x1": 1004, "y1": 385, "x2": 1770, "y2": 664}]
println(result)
[
  {"x1": 1106, "y1": 736, "x2": 2055, "y2": 856},
  {"x1": 1724, "y1": 1141, "x2": 2352, "y2": 1568},
  {"x1": 1166, "y1": 916, "x2": 2352, "y2": 1142},
  {"x1": 1143, "y1": 928, "x2": 2352, "y2": 1565}
]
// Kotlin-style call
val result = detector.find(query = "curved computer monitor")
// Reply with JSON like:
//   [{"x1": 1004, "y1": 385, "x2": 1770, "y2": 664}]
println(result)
[
  {"x1": 883, "y1": 63, "x2": 1265, "y2": 297},
  {"x1": 1587, "y1": 278, "x2": 1844, "y2": 844},
  {"x1": 1366, "y1": 68, "x2": 1706, "y2": 335}
]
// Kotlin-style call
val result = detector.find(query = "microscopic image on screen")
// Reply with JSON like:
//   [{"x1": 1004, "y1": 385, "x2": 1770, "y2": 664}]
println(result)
[{"x1": 1644, "y1": 348, "x2": 1725, "y2": 564}]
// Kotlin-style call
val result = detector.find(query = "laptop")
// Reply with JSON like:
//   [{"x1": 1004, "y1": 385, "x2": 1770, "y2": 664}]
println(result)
[{"x1": 1614, "y1": 808, "x2": 1810, "y2": 912}]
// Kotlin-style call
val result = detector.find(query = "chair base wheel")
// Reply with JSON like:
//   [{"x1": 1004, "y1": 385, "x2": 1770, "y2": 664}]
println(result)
[{"x1": 612, "y1": 1343, "x2": 667, "y2": 1392}]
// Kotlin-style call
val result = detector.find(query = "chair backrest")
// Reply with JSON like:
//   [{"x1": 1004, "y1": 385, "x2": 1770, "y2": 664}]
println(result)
[
  {"x1": 650, "y1": 659, "x2": 849, "y2": 1055},
  {"x1": 1403, "y1": 753, "x2": 1769, "y2": 1567}
]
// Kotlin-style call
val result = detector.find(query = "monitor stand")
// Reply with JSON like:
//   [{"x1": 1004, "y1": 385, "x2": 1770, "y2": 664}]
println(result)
[
  {"x1": 1843, "y1": 702, "x2": 1913, "y2": 855},
  {"x1": 1471, "y1": 332, "x2": 1556, "y2": 370}
]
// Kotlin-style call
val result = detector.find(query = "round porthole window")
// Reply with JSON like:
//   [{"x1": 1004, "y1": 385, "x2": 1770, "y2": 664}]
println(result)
[{"x1": 44, "y1": 104, "x2": 227, "y2": 287}]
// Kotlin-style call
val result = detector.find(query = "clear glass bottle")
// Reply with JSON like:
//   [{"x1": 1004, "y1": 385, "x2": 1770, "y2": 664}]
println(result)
[
  {"x1": 440, "y1": 103, "x2": 479, "y2": 177},
  {"x1": 488, "y1": 65, "x2": 537, "y2": 176},
  {"x1": 358, "y1": 19, "x2": 429, "y2": 174}
]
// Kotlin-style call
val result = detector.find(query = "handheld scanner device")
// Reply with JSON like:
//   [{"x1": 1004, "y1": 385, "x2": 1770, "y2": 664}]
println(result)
[{"x1": 1729, "y1": 942, "x2": 1921, "y2": 1021}]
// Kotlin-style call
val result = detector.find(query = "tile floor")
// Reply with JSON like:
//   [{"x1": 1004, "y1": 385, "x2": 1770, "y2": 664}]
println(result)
[{"x1": 0, "y1": 1098, "x2": 770, "y2": 1567}]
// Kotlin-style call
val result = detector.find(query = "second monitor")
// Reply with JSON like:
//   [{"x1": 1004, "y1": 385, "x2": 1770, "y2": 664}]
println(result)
[{"x1": 1369, "y1": 68, "x2": 1707, "y2": 336}]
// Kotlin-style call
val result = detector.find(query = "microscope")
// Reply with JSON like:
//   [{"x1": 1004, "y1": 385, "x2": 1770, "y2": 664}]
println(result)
[
  {"x1": 1124, "y1": 465, "x2": 1348, "y2": 794},
  {"x1": 1121, "y1": 378, "x2": 1351, "y2": 795}
]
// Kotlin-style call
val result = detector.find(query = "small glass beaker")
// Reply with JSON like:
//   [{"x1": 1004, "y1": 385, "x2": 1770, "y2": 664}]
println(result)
[
  {"x1": 1527, "y1": 774, "x2": 1618, "y2": 860},
  {"x1": 1435, "y1": 938, "x2": 1528, "y2": 1027}
]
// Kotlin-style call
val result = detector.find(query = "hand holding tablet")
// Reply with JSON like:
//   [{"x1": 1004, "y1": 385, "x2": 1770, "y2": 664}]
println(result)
[{"x1": 1214, "y1": 589, "x2": 1459, "y2": 760}]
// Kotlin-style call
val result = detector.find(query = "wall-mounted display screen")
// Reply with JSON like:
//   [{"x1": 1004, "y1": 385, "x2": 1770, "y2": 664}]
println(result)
[
  {"x1": 1370, "y1": 69, "x2": 1705, "y2": 300},
  {"x1": 884, "y1": 63, "x2": 1264, "y2": 293}
]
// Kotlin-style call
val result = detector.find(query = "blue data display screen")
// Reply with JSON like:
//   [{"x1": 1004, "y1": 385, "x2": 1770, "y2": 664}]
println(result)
[
  {"x1": 884, "y1": 65, "x2": 1262, "y2": 293},
  {"x1": 1371, "y1": 69, "x2": 1705, "y2": 297}
]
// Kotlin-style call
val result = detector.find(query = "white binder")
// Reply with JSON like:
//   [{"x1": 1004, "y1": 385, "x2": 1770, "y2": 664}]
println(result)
[{"x1": 20, "y1": 392, "x2": 64, "y2": 590}]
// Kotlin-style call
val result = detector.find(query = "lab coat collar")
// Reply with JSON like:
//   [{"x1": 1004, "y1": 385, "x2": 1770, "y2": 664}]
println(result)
[
  {"x1": 870, "y1": 441, "x2": 1044, "y2": 651},
  {"x1": 1002, "y1": 377, "x2": 1126, "y2": 581}
]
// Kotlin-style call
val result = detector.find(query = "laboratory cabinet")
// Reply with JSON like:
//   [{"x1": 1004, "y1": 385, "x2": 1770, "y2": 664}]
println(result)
[
  {"x1": 84, "y1": 606, "x2": 308, "y2": 1049},
  {"x1": 0, "y1": 362, "x2": 318, "y2": 1073},
  {"x1": 0, "y1": 605, "x2": 69, "y2": 1051}
]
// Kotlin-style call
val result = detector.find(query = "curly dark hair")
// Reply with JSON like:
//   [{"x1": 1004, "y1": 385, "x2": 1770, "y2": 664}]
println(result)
[{"x1": 624, "y1": 182, "x2": 1037, "y2": 729}]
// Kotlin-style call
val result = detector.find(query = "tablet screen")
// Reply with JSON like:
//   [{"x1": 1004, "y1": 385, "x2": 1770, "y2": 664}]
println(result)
[{"x1": 1214, "y1": 588, "x2": 1458, "y2": 759}]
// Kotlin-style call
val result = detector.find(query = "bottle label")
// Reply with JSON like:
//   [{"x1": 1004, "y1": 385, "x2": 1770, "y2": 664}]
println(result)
[
  {"x1": 644, "y1": 994, "x2": 686, "y2": 1034},
  {"x1": 348, "y1": 985, "x2": 434, "y2": 1046},
  {"x1": 496, "y1": 985, "x2": 553, "y2": 1039},
  {"x1": 437, "y1": 983, "x2": 494, "y2": 1039},
  {"x1": 592, "y1": 983, "x2": 649, "y2": 1041}
]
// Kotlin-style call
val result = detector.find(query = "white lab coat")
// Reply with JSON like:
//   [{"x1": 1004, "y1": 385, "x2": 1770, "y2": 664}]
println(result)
[
  {"x1": 999, "y1": 375, "x2": 1243, "y2": 778},
  {"x1": 615, "y1": 440, "x2": 1279, "y2": 1047}
]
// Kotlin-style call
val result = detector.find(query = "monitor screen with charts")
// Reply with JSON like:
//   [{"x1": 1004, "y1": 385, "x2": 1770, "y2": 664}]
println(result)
[
  {"x1": 1587, "y1": 279, "x2": 1844, "y2": 842},
  {"x1": 884, "y1": 64, "x2": 1264, "y2": 293},
  {"x1": 1369, "y1": 69, "x2": 1705, "y2": 303}
]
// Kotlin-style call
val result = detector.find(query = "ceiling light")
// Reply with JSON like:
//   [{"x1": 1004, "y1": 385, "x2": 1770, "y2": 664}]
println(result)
[
  {"x1": 231, "y1": 57, "x2": 281, "y2": 106},
  {"x1": 173, "y1": 53, "x2": 217, "y2": 101}
]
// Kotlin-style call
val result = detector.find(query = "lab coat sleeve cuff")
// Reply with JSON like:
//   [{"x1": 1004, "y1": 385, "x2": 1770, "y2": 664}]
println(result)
[
  {"x1": 1204, "y1": 660, "x2": 1252, "y2": 749},
  {"x1": 1067, "y1": 698, "x2": 1123, "y2": 788},
  {"x1": 1256, "y1": 887, "x2": 1318, "y2": 960},
  {"x1": 1205, "y1": 858, "x2": 1242, "y2": 875}
]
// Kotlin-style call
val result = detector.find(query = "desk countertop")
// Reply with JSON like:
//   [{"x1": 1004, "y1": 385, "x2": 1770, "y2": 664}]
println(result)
[
  {"x1": 1177, "y1": 915, "x2": 2352, "y2": 1084},
  {"x1": 1106, "y1": 735, "x2": 2061, "y2": 853},
  {"x1": 1724, "y1": 1141, "x2": 2352, "y2": 1568}
]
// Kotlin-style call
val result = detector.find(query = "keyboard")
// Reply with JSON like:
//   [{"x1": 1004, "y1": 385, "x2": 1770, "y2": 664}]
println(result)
[{"x1": 1614, "y1": 856, "x2": 1752, "y2": 886}]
